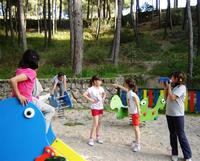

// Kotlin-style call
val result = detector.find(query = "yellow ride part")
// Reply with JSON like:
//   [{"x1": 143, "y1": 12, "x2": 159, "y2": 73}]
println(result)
[{"x1": 51, "y1": 138, "x2": 87, "y2": 161}]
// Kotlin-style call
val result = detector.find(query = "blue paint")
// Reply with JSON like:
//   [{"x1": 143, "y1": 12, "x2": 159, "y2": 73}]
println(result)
[
  {"x1": 0, "y1": 98, "x2": 50, "y2": 161},
  {"x1": 138, "y1": 89, "x2": 143, "y2": 100},
  {"x1": 63, "y1": 91, "x2": 73, "y2": 108},
  {"x1": 158, "y1": 77, "x2": 170, "y2": 83},
  {"x1": 120, "y1": 90, "x2": 127, "y2": 106},
  {"x1": 47, "y1": 126, "x2": 56, "y2": 145},
  {"x1": 153, "y1": 89, "x2": 159, "y2": 106},
  {"x1": 196, "y1": 91, "x2": 200, "y2": 113},
  {"x1": 49, "y1": 96, "x2": 60, "y2": 109}
]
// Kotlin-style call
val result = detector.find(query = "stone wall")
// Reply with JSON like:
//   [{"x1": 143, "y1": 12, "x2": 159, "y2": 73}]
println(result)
[{"x1": 0, "y1": 77, "x2": 123, "y2": 107}]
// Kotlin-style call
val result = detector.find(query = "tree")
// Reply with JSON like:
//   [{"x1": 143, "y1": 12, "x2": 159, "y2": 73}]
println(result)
[
  {"x1": 106, "y1": 0, "x2": 111, "y2": 20},
  {"x1": 174, "y1": 0, "x2": 178, "y2": 8},
  {"x1": 111, "y1": 0, "x2": 122, "y2": 66},
  {"x1": 187, "y1": 0, "x2": 194, "y2": 79},
  {"x1": 48, "y1": 0, "x2": 52, "y2": 44},
  {"x1": 96, "y1": 0, "x2": 101, "y2": 40},
  {"x1": 164, "y1": 0, "x2": 173, "y2": 38},
  {"x1": 68, "y1": 0, "x2": 74, "y2": 63},
  {"x1": 59, "y1": 0, "x2": 62, "y2": 26},
  {"x1": 87, "y1": 0, "x2": 90, "y2": 20},
  {"x1": 0, "y1": 0, "x2": 5, "y2": 29},
  {"x1": 72, "y1": 0, "x2": 83, "y2": 76},
  {"x1": 43, "y1": 0, "x2": 48, "y2": 48},
  {"x1": 17, "y1": 0, "x2": 27, "y2": 51},
  {"x1": 197, "y1": 0, "x2": 200, "y2": 56},
  {"x1": 8, "y1": 0, "x2": 14, "y2": 39},
  {"x1": 130, "y1": 0, "x2": 139, "y2": 46},
  {"x1": 182, "y1": 1, "x2": 188, "y2": 30}
]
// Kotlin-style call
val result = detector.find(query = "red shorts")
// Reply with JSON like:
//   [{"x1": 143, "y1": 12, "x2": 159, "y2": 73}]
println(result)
[
  {"x1": 91, "y1": 109, "x2": 103, "y2": 117},
  {"x1": 131, "y1": 113, "x2": 140, "y2": 126}
]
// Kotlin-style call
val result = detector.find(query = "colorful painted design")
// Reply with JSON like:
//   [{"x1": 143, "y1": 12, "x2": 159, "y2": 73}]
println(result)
[
  {"x1": 110, "y1": 94, "x2": 166, "y2": 121},
  {"x1": 0, "y1": 98, "x2": 86, "y2": 161}
]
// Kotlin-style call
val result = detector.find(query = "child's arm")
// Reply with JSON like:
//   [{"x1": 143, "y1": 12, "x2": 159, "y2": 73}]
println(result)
[
  {"x1": 83, "y1": 91, "x2": 96, "y2": 103},
  {"x1": 9, "y1": 74, "x2": 29, "y2": 106},
  {"x1": 102, "y1": 91, "x2": 107, "y2": 100},
  {"x1": 64, "y1": 76, "x2": 67, "y2": 91},
  {"x1": 133, "y1": 96, "x2": 141, "y2": 115},
  {"x1": 112, "y1": 84, "x2": 128, "y2": 92},
  {"x1": 51, "y1": 82, "x2": 57, "y2": 95}
]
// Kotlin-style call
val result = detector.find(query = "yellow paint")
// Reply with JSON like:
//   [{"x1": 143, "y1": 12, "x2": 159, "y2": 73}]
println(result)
[
  {"x1": 51, "y1": 138, "x2": 87, "y2": 161},
  {"x1": 184, "y1": 92, "x2": 188, "y2": 112},
  {"x1": 160, "y1": 90, "x2": 164, "y2": 96},
  {"x1": 143, "y1": 90, "x2": 147, "y2": 98}
]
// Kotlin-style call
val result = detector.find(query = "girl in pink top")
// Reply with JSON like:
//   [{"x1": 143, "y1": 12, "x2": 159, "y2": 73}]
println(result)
[{"x1": 10, "y1": 49, "x2": 55, "y2": 133}]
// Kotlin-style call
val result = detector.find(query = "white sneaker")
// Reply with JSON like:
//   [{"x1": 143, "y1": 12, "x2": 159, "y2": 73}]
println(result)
[
  {"x1": 88, "y1": 138, "x2": 94, "y2": 146},
  {"x1": 97, "y1": 137, "x2": 103, "y2": 144},
  {"x1": 131, "y1": 141, "x2": 136, "y2": 148},
  {"x1": 132, "y1": 144, "x2": 141, "y2": 152},
  {"x1": 186, "y1": 159, "x2": 192, "y2": 161},
  {"x1": 171, "y1": 155, "x2": 178, "y2": 161}
]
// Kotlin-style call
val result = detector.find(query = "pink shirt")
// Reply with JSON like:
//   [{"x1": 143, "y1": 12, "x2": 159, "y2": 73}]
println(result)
[{"x1": 12, "y1": 68, "x2": 36, "y2": 101}]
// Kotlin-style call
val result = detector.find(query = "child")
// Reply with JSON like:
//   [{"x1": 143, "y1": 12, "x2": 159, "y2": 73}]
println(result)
[
  {"x1": 51, "y1": 72, "x2": 68, "y2": 97},
  {"x1": 83, "y1": 75, "x2": 106, "y2": 146},
  {"x1": 162, "y1": 71, "x2": 192, "y2": 161},
  {"x1": 9, "y1": 49, "x2": 55, "y2": 133},
  {"x1": 113, "y1": 78, "x2": 141, "y2": 152}
]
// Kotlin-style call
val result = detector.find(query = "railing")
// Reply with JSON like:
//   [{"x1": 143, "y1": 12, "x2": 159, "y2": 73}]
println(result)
[{"x1": 137, "y1": 88, "x2": 200, "y2": 113}]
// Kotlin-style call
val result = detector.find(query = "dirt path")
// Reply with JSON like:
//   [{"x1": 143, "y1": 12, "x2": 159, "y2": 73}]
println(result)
[{"x1": 52, "y1": 109, "x2": 200, "y2": 161}]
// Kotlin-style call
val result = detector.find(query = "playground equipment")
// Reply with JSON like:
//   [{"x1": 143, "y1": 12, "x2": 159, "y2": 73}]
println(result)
[
  {"x1": 0, "y1": 98, "x2": 86, "y2": 161},
  {"x1": 110, "y1": 93, "x2": 166, "y2": 121},
  {"x1": 110, "y1": 88, "x2": 200, "y2": 120},
  {"x1": 49, "y1": 91, "x2": 73, "y2": 110}
]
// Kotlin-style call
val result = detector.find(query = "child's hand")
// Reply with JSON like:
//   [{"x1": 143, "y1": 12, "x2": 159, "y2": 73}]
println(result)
[
  {"x1": 91, "y1": 99, "x2": 98, "y2": 103},
  {"x1": 17, "y1": 95, "x2": 28, "y2": 106}
]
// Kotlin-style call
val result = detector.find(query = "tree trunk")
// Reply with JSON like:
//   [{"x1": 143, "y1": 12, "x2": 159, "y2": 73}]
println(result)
[
  {"x1": 130, "y1": 0, "x2": 139, "y2": 46},
  {"x1": 68, "y1": 0, "x2": 74, "y2": 63},
  {"x1": 96, "y1": 0, "x2": 101, "y2": 40},
  {"x1": 24, "y1": 0, "x2": 29, "y2": 30},
  {"x1": 187, "y1": 0, "x2": 194, "y2": 79},
  {"x1": 5, "y1": 0, "x2": 8, "y2": 37},
  {"x1": 1, "y1": 0, "x2": 5, "y2": 31},
  {"x1": 59, "y1": 0, "x2": 62, "y2": 26},
  {"x1": 90, "y1": 0, "x2": 93, "y2": 24},
  {"x1": 73, "y1": 0, "x2": 83, "y2": 76},
  {"x1": 182, "y1": 2, "x2": 188, "y2": 31},
  {"x1": 48, "y1": 0, "x2": 52, "y2": 45},
  {"x1": 43, "y1": 0, "x2": 48, "y2": 48},
  {"x1": 52, "y1": 0, "x2": 55, "y2": 35},
  {"x1": 136, "y1": 0, "x2": 139, "y2": 25},
  {"x1": 158, "y1": 0, "x2": 161, "y2": 28},
  {"x1": 174, "y1": 0, "x2": 178, "y2": 8},
  {"x1": 54, "y1": 0, "x2": 57, "y2": 33},
  {"x1": 164, "y1": 0, "x2": 173, "y2": 38},
  {"x1": 87, "y1": 0, "x2": 90, "y2": 20},
  {"x1": 112, "y1": 0, "x2": 122, "y2": 66},
  {"x1": 17, "y1": 0, "x2": 27, "y2": 51},
  {"x1": 8, "y1": 0, "x2": 14, "y2": 39},
  {"x1": 103, "y1": 0, "x2": 106, "y2": 19},
  {"x1": 197, "y1": 0, "x2": 200, "y2": 55},
  {"x1": 106, "y1": 0, "x2": 111, "y2": 20}
]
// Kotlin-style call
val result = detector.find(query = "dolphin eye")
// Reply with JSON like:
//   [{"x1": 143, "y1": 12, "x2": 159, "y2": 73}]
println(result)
[
  {"x1": 140, "y1": 100, "x2": 146, "y2": 106},
  {"x1": 161, "y1": 99, "x2": 166, "y2": 104},
  {"x1": 24, "y1": 108, "x2": 35, "y2": 119}
]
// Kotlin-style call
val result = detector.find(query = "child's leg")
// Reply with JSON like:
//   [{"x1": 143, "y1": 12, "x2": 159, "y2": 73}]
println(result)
[
  {"x1": 96, "y1": 114, "x2": 102, "y2": 138},
  {"x1": 90, "y1": 116, "x2": 99, "y2": 139},
  {"x1": 33, "y1": 97, "x2": 55, "y2": 133},
  {"x1": 134, "y1": 126, "x2": 141, "y2": 144}
]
